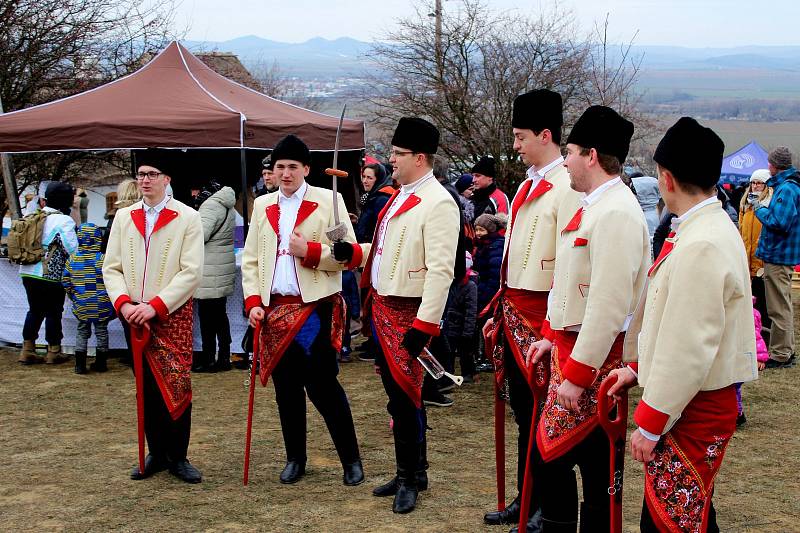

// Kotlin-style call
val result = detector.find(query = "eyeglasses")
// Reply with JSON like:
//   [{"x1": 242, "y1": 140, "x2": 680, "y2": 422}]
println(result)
[
  {"x1": 389, "y1": 150, "x2": 416, "y2": 158},
  {"x1": 136, "y1": 171, "x2": 163, "y2": 181}
]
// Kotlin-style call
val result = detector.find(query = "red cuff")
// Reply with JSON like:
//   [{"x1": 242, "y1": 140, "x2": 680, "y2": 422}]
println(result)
[
  {"x1": 561, "y1": 356, "x2": 599, "y2": 388},
  {"x1": 540, "y1": 319, "x2": 555, "y2": 341},
  {"x1": 627, "y1": 362, "x2": 639, "y2": 373},
  {"x1": 301, "y1": 241, "x2": 322, "y2": 269},
  {"x1": 412, "y1": 318, "x2": 441, "y2": 336},
  {"x1": 114, "y1": 295, "x2": 132, "y2": 315},
  {"x1": 149, "y1": 296, "x2": 169, "y2": 322},
  {"x1": 634, "y1": 400, "x2": 670, "y2": 435},
  {"x1": 346, "y1": 243, "x2": 364, "y2": 270},
  {"x1": 244, "y1": 295, "x2": 264, "y2": 316}
]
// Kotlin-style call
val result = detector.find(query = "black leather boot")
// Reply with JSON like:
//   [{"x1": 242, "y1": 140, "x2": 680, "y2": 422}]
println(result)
[
  {"x1": 541, "y1": 517, "x2": 578, "y2": 533},
  {"x1": 509, "y1": 509, "x2": 543, "y2": 533},
  {"x1": 578, "y1": 502, "x2": 607, "y2": 533},
  {"x1": 90, "y1": 350, "x2": 108, "y2": 372},
  {"x1": 74, "y1": 351, "x2": 88, "y2": 375},
  {"x1": 392, "y1": 475, "x2": 419, "y2": 514},
  {"x1": 485, "y1": 495, "x2": 522, "y2": 525},
  {"x1": 372, "y1": 471, "x2": 429, "y2": 496}
]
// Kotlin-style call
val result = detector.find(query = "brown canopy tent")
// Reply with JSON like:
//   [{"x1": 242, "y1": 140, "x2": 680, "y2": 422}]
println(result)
[{"x1": 0, "y1": 41, "x2": 366, "y2": 225}]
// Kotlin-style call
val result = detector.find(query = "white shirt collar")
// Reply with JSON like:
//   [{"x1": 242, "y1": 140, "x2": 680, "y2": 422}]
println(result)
[
  {"x1": 400, "y1": 170, "x2": 434, "y2": 195},
  {"x1": 144, "y1": 195, "x2": 171, "y2": 212},
  {"x1": 526, "y1": 155, "x2": 564, "y2": 182},
  {"x1": 278, "y1": 181, "x2": 308, "y2": 203},
  {"x1": 582, "y1": 177, "x2": 621, "y2": 207},
  {"x1": 671, "y1": 195, "x2": 718, "y2": 233}
]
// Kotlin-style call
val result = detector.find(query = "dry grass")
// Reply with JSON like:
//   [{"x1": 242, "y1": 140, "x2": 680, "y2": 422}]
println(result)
[{"x1": 1, "y1": 299, "x2": 799, "y2": 532}]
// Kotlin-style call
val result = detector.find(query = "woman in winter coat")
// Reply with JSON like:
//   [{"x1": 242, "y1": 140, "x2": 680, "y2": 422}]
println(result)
[
  {"x1": 194, "y1": 180, "x2": 236, "y2": 372},
  {"x1": 355, "y1": 163, "x2": 394, "y2": 243},
  {"x1": 473, "y1": 213, "x2": 506, "y2": 313},
  {"x1": 739, "y1": 168, "x2": 773, "y2": 327}
]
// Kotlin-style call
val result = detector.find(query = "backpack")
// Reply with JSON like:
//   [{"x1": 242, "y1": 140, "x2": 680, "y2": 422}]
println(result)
[{"x1": 7, "y1": 210, "x2": 52, "y2": 265}]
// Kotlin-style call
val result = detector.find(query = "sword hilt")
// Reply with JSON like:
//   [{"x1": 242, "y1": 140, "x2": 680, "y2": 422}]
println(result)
[{"x1": 325, "y1": 168, "x2": 348, "y2": 178}]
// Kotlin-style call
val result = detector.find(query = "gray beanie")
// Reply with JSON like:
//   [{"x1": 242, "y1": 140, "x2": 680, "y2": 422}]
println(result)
[{"x1": 768, "y1": 146, "x2": 793, "y2": 170}]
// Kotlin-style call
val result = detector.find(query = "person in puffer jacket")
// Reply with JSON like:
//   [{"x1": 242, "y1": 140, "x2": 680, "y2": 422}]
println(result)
[
  {"x1": 194, "y1": 180, "x2": 236, "y2": 372},
  {"x1": 473, "y1": 213, "x2": 506, "y2": 313},
  {"x1": 63, "y1": 223, "x2": 115, "y2": 374}
]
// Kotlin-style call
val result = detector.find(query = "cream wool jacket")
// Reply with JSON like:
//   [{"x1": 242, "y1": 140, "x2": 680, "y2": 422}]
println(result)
[
  {"x1": 241, "y1": 184, "x2": 358, "y2": 310},
  {"x1": 548, "y1": 180, "x2": 651, "y2": 387},
  {"x1": 103, "y1": 197, "x2": 204, "y2": 320},
  {"x1": 359, "y1": 177, "x2": 460, "y2": 335},
  {"x1": 624, "y1": 202, "x2": 758, "y2": 435},
  {"x1": 503, "y1": 163, "x2": 583, "y2": 291}
]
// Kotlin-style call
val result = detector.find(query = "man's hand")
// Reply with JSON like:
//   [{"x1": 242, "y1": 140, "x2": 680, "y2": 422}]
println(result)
[
  {"x1": 604, "y1": 368, "x2": 637, "y2": 402},
  {"x1": 401, "y1": 327, "x2": 431, "y2": 358},
  {"x1": 556, "y1": 379, "x2": 584, "y2": 411},
  {"x1": 288, "y1": 231, "x2": 308, "y2": 258},
  {"x1": 249, "y1": 306, "x2": 265, "y2": 328},
  {"x1": 482, "y1": 318, "x2": 494, "y2": 339},
  {"x1": 526, "y1": 338, "x2": 552, "y2": 368},
  {"x1": 630, "y1": 429, "x2": 658, "y2": 463},
  {"x1": 333, "y1": 241, "x2": 355, "y2": 263},
  {"x1": 127, "y1": 303, "x2": 157, "y2": 326},
  {"x1": 120, "y1": 302, "x2": 136, "y2": 322}
]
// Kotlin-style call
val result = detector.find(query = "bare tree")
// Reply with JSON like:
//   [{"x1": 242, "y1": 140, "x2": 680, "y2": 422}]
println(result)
[
  {"x1": 249, "y1": 59, "x2": 324, "y2": 111},
  {"x1": 0, "y1": 0, "x2": 179, "y2": 217},
  {"x1": 367, "y1": 0, "x2": 646, "y2": 190}
]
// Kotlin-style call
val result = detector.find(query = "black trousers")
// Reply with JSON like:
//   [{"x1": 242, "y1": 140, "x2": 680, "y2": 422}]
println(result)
[
  {"x1": 22, "y1": 277, "x2": 66, "y2": 345},
  {"x1": 197, "y1": 297, "x2": 231, "y2": 360},
  {"x1": 539, "y1": 427, "x2": 609, "y2": 526},
  {"x1": 504, "y1": 336, "x2": 550, "y2": 511},
  {"x1": 447, "y1": 334, "x2": 476, "y2": 377},
  {"x1": 373, "y1": 321, "x2": 428, "y2": 478},
  {"x1": 640, "y1": 495, "x2": 718, "y2": 532},
  {"x1": 138, "y1": 356, "x2": 192, "y2": 461},
  {"x1": 751, "y1": 276, "x2": 771, "y2": 329},
  {"x1": 271, "y1": 307, "x2": 360, "y2": 465}
]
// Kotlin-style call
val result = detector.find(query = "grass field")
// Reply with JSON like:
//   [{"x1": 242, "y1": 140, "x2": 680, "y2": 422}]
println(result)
[{"x1": 1, "y1": 301, "x2": 799, "y2": 532}]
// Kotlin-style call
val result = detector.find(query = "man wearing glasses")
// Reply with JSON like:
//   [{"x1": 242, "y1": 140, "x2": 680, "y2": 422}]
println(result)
[
  {"x1": 103, "y1": 151, "x2": 205, "y2": 484},
  {"x1": 335, "y1": 117, "x2": 460, "y2": 514}
]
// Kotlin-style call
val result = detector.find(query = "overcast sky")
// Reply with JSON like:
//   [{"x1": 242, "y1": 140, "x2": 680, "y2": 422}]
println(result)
[{"x1": 175, "y1": 0, "x2": 799, "y2": 47}]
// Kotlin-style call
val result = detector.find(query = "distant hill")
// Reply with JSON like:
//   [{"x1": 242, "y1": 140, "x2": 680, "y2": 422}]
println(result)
[{"x1": 183, "y1": 37, "x2": 800, "y2": 100}]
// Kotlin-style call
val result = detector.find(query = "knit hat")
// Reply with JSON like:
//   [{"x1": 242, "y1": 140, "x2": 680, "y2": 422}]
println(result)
[
  {"x1": 391, "y1": 117, "x2": 439, "y2": 154},
  {"x1": 750, "y1": 169, "x2": 770, "y2": 183},
  {"x1": 471, "y1": 156, "x2": 496, "y2": 177},
  {"x1": 768, "y1": 146, "x2": 793, "y2": 170},
  {"x1": 43, "y1": 181, "x2": 75, "y2": 214},
  {"x1": 272, "y1": 134, "x2": 311, "y2": 166},
  {"x1": 475, "y1": 213, "x2": 503, "y2": 233},
  {"x1": 512, "y1": 89, "x2": 563, "y2": 136},
  {"x1": 567, "y1": 105, "x2": 634, "y2": 164},
  {"x1": 455, "y1": 173, "x2": 473, "y2": 193},
  {"x1": 654, "y1": 117, "x2": 724, "y2": 189}
]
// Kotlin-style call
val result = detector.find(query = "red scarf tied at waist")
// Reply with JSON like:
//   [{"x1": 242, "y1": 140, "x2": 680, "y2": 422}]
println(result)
[{"x1": 145, "y1": 300, "x2": 194, "y2": 420}]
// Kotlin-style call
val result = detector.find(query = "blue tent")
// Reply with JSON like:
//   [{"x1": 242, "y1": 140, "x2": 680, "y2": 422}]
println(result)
[{"x1": 719, "y1": 140, "x2": 769, "y2": 186}]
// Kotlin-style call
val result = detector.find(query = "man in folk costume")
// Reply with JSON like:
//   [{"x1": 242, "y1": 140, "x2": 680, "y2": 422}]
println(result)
[
  {"x1": 335, "y1": 117, "x2": 460, "y2": 513},
  {"x1": 482, "y1": 89, "x2": 582, "y2": 533},
  {"x1": 103, "y1": 152, "x2": 204, "y2": 483},
  {"x1": 606, "y1": 117, "x2": 758, "y2": 533},
  {"x1": 241, "y1": 134, "x2": 364, "y2": 486},
  {"x1": 526, "y1": 105, "x2": 650, "y2": 531}
]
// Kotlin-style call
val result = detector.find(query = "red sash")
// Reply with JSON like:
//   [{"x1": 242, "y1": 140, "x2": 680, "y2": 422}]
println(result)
[
  {"x1": 536, "y1": 330, "x2": 624, "y2": 461},
  {"x1": 256, "y1": 294, "x2": 345, "y2": 386},
  {"x1": 370, "y1": 293, "x2": 425, "y2": 408},
  {"x1": 644, "y1": 386, "x2": 737, "y2": 533},
  {"x1": 490, "y1": 289, "x2": 549, "y2": 395},
  {"x1": 145, "y1": 300, "x2": 193, "y2": 420}
]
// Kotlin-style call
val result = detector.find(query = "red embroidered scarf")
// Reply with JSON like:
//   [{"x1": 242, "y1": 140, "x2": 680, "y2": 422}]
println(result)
[
  {"x1": 644, "y1": 386, "x2": 737, "y2": 533},
  {"x1": 145, "y1": 300, "x2": 194, "y2": 420},
  {"x1": 536, "y1": 330, "x2": 624, "y2": 462}
]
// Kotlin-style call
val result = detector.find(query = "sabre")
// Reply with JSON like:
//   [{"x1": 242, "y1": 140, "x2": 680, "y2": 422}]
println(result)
[
  {"x1": 484, "y1": 321, "x2": 506, "y2": 512},
  {"x1": 517, "y1": 354, "x2": 550, "y2": 533},
  {"x1": 324, "y1": 104, "x2": 349, "y2": 242},
  {"x1": 130, "y1": 323, "x2": 151, "y2": 476},
  {"x1": 243, "y1": 321, "x2": 261, "y2": 485},
  {"x1": 418, "y1": 347, "x2": 464, "y2": 386},
  {"x1": 597, "y1": 373, "x2": 629, "y2": 533}
]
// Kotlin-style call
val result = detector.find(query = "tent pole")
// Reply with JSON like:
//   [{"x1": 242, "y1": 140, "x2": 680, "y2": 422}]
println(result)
[
  {"x1": 240, "y1": 148, "x2": 249, "y2": 240},
  {"x1": 0, "y1": 95, "x2": 22, "y2": 219}
]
